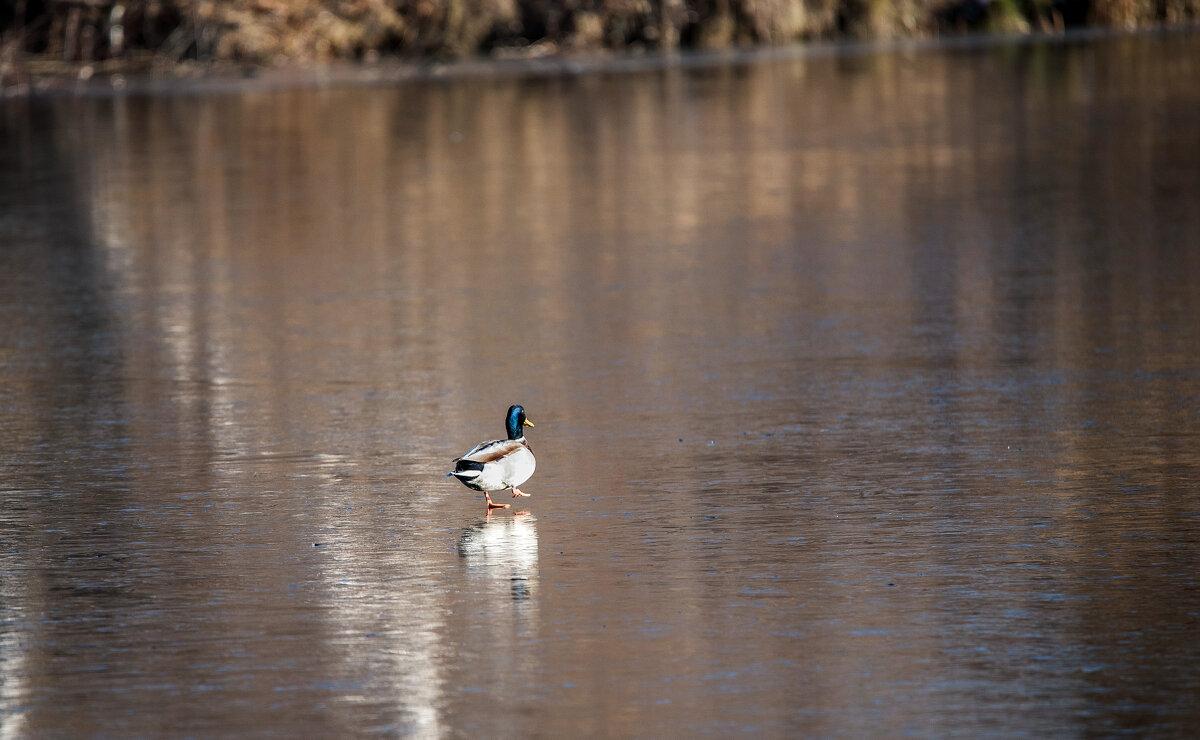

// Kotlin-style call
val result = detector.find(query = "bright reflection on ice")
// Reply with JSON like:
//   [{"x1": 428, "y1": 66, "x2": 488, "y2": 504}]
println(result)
[{"x1": 459, "y1": 513, "x2": 540, "y2": 613}]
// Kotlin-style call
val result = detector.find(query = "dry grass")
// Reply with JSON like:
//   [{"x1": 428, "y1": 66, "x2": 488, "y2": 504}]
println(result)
[{"x1": 2, "y1": 0, "x2": 1197, "y2": 79}]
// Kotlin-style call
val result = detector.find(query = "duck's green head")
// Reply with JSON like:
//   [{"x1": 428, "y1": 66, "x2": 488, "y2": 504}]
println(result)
[{"x1": 506, "y1": 404, "x2": 534, "y2": 440}]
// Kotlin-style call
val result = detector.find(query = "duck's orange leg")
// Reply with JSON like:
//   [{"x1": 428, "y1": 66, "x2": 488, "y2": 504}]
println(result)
[
  {"x1": 485, "y1": 492, "x2": 510, "y2": 509},
  {"x1": 511, "y1": 487, "x2": 531, "y2": 498}
]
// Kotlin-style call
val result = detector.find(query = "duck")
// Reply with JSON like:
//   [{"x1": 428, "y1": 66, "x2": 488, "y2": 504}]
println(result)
[{"x1": 447, "y1": 405, "x2": 536, "y2": 509}]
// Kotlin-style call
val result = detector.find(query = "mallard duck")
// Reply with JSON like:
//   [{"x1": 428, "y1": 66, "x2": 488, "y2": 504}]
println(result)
[{"x1": 447, "y1": 405, "x2": 536, "y2": 509}]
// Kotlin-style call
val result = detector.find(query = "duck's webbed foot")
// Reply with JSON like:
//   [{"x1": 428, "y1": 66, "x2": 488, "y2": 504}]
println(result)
[
  {"x1": 511, "y1": 487, "x2": 531, "y2": 498},
  {"x1": 485, "y1": 492, "x2": 511, "y2": 509}
]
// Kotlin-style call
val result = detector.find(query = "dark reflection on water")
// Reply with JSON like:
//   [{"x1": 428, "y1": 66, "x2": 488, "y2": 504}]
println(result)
[{"x1": 3, "y1": 31, "x2": 1200, "y2": 737}]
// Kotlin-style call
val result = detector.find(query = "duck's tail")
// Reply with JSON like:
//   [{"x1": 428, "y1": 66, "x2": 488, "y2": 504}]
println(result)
[{"x1": 447, "y1": 459, "x2": 484, "y2": 480}]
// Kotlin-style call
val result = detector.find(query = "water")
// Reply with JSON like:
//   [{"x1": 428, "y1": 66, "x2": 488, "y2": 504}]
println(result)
[{"x1": 3, "y1": 31, "x2": 1200, "y2": 737}]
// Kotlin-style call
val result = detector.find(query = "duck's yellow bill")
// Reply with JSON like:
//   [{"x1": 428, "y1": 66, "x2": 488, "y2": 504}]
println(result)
[{"x1": 524, "y1": 419, "x2": 535, "y2": 427}]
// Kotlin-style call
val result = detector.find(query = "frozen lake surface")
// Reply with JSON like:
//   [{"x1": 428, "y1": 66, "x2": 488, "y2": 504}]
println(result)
[{"x1": 2, "y1": 30, "x2": 1200, "y2": 737}]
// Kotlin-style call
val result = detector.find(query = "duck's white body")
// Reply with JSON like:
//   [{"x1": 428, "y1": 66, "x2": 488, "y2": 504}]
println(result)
[{"x1": 451, "y1": 438, "x2": 535, "y2": 492}]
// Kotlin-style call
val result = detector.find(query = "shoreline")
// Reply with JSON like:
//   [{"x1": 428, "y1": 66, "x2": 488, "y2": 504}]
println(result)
[{"x1": 3, "y1": 23, "x2": 1197, "y2": 100}]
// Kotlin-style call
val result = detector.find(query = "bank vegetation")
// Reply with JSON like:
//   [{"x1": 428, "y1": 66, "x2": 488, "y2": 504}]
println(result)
[{"x1": 2, "y1": 0, "x2": 1198, "y2": 82}]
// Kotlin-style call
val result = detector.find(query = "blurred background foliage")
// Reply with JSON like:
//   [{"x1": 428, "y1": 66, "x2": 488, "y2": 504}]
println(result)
[{"x1": 1, "y1": 0, "x2": 1198, "y2": 70}]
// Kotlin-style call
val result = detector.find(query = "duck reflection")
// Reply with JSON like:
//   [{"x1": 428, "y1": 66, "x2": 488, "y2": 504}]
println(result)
[{"x1": 458, "y1": 513, "x2": 540, "y2": 607}]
